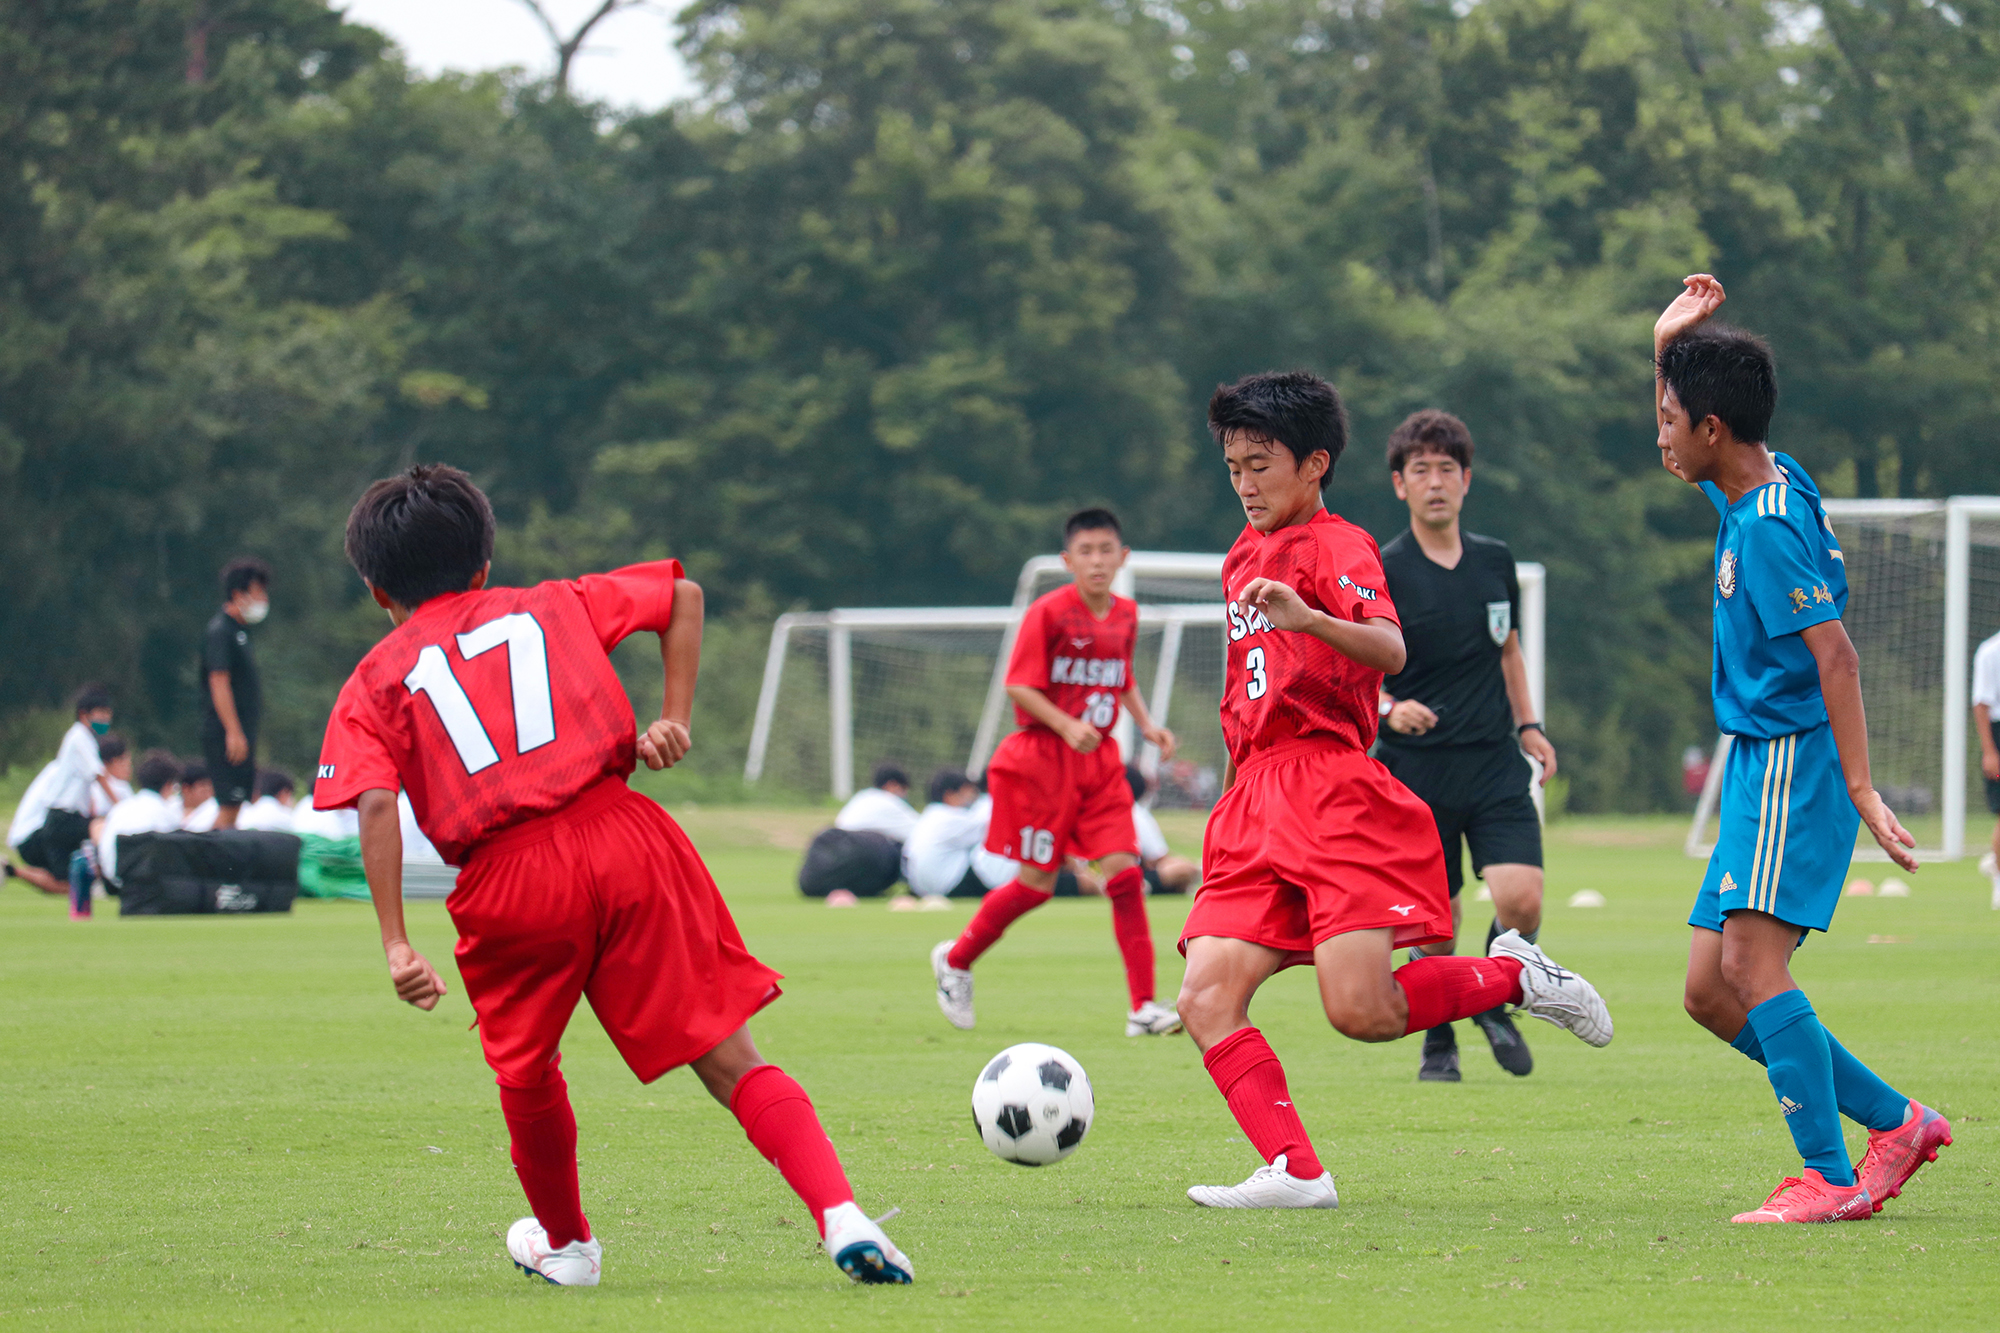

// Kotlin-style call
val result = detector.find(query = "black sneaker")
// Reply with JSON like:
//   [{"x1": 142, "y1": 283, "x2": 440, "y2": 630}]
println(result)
[
  {"x1": 1418, "y1": 1025, "x2": 1461, "y2": 1082},
  {"x1": 1470, "y1": 1005, "x2": 1534, "y2": 1076}
]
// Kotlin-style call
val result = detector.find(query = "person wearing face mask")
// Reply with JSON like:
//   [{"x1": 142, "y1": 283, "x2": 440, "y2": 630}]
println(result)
[
  {"x1": 5, "y1": 684, "x2": 119, "y2": 900},
  {"x1": 201, "y1": 556, "x2": 271, "y2": 828}
]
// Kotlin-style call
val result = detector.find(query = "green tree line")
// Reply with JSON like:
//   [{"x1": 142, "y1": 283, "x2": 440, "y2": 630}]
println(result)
[{"x1": 5, "y1": 0, "x2": 1998, "y2": 808}]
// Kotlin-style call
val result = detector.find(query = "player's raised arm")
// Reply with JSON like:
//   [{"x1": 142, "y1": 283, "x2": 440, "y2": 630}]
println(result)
[
  {"x1": 640, "y1": 577, "x2": 702, "y2": 771},
  {"x1": 357, "y1": 786, "x2": 446, "y2": 1010},
  {"x1": 1653, "y1": 275, "x2": 1726, "y2": 481},
  {"x1": 1239, "y1": 577, "x2": 1405, "y2": 674},
  {"x1": 1800, "y1": 620, "x2": 1918, "y2": 872}
]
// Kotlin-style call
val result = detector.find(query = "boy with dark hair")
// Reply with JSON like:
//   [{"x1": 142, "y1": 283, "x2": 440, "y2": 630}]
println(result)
[
  {"x1": 1175, "y1": 371, "x2": 1611, "y2": 1209},
  {"x1": 1376, "y1": 409, "x2": 1556, "y2": 1082},
  {"x1": 176, "y1": 763, "x2": 217, "y2": 830},
  {"x1": 313, "y1": 464, "x2": 911, "y2": 1287},
  {"x1": 7, "y1": 685, "x2": 119, "y2": 902},
  {"x1": 203, "y1": 556, "x2": 272, "y2": 827},
  {"x1": 903, "y1": 769, "x2": 1015, "y2": 900},
  {"x1": 1655, "y1": 275, "x2": 1950, "y2": 1223},
  {"x1": 96, "y1": 750, "x2": 184, "y2": 888},
  {"x1": 931, "y1": 508, "x2": 1183, "y2": 1036},
  {"x1": 238, "y1": 768, "x2": 299, "y2": 832}
]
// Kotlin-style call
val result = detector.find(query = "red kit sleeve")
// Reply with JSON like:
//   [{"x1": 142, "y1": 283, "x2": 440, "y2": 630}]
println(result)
[
  {"x1": 313, "y1": 674, "x2": 402, "y2": 810},
  {"x1": 1316, "y1": 529, "x2": 1400, "y2": 627},
  {"x1": 1004, "y1": 597, "x2": 1052, "y2": 691},
  {"x1": 571, "y1": 560, "x2": 684, "y2": 650}
]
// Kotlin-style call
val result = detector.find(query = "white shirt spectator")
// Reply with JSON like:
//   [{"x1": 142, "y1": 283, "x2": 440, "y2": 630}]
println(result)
[
  {"x1": 235, "y1": 794, "x2": 296, "y2": 832},
  {"x1": 181, "y1": 797, "x2": 219, "y2": 832},
  {"x1": 46, "y1": 720, "x2": 108, "y2": 816},
  {"x1": 96, "y1": 788, "x2": 185, "y2": 885},
  {"x1": 1975, "y1": 630, "x2": 2000, "y2": 713},
  {"x1": 904, "y1": 794, "x2": 1016, "y2": 898},
  {"x1": 291, "y1": 803, "x2": 360, "y2": 839},
  {"x1": 89, "y1": 776, "x2": 133, "y2": 819},
  {"x1": 6, "y1": 761, "x2": 60, "y2": 851},
  {"x1": 1133, "y1": 803, "x2": 1170, "y2": 864},
  {"x1": 834, "y1": 786, "x2": 920, "y2": 842}
]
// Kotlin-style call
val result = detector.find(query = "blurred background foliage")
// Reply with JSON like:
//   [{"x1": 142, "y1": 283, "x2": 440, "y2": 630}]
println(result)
[{"x1": 6, "y1": 0, "x2": 1999, "y2": 809}]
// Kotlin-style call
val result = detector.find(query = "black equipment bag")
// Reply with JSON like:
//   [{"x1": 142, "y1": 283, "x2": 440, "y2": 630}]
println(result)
[
  {"x1": 797, "y1": 828, "x2": 901, "y2": 898},
  {"x1": 116, "y1": 830, "x2": 301, "y2": 915}
]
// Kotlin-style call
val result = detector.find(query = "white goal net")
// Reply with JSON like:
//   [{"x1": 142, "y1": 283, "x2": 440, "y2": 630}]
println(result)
[
  {"x1": 745, "y1": 552, "x2": 1547, "y2": 809},
  {"x1": 1687, "y1": 497, "x2": 2000, "y2": 861}
]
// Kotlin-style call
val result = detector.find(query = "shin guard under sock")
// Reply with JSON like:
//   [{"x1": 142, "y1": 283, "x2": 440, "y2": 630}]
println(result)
[
  {"x1": 947, "y1": 879, "x2": 1053, "y2": 971},
  {"x1": 1103, "y1": 866, "x2": 1154, "y2": 1008},
  {"x1": 1729, "y1": 1021, "x2": 1908, "y2": 1133},
  {"x1": 1395, "y1": 955, "x2": 1525, "y2": 1035},
  {"x1": 498, "y1": 1072, "x2": 590, "y2": 1247},
  {"x1": 1202, "y1": 1028, "x2": 1322, "y2": 1179},
  {"x1": 1744, "y1": 991, "x2": 1853, "y2": 1186},
  {"x1": 730, "y1": 1064, "x2": 855, "y2": 1237}
]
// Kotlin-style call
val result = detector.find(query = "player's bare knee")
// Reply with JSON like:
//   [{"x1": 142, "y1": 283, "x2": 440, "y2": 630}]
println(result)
[{"x1": 1322, "y1": 996, "x2": 1402, "y2": 1043}]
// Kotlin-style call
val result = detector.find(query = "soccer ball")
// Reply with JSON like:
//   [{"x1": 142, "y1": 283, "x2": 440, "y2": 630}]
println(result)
[{"x1": 970, "y1": 1042, "x2": 1094, "y2": 1167}]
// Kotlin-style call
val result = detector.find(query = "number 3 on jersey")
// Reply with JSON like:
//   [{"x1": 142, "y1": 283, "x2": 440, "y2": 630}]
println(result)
[
  {"x1": 1244, "y1": 646, "x2": 1268, "y2": 700},
  {"x1": 404, "y1": 612, "x2": 557, "y2": 774},
  {"x1": 1018, "y1": 825, "x2": 1055, "y2": 863}
]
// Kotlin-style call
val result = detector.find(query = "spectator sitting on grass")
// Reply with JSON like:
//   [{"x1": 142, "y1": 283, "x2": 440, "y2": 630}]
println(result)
[
  {"x1": 1126, "y1": 763, "x2": 1198, "y2": 895},
  {"x1": 88, "y1": 734, "x2": 133, "y2": 820},
  {"x1": 95, "y1": 751, "x2": 185, "y2": 889},
  {"x1": 902, "y1": 769, "x2": 1017, "y2": 900},
  {"x1": 6, "y1": 685, "x2": 120, "y2": 897},
  {"x1": 236, "y1": 769, "x2": 298, "y2": 832},
  {"x1": 175, "y1": 763, "x2": 218, "y2": 831},
  {"x1": 834, "y1": 763, "x2": 919, "y2": 844}
]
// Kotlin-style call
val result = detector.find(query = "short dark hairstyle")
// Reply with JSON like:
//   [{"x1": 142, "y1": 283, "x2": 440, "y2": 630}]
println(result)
[
  {"x1": 1386, "y1": 409, "x2": 1474, "y2": 473},
  {"x1": 73, "y1": 683, "x2": 112, "y2": 715},
  {"x1": 136, "y1": 750, "x2": 182, "y2": 793},
  {"x1": 180, "y1": 762, "x2": 210, "y2": 786},
  {"x1": 1124, "y1": 763, "x2": 1147, "y2": 804},
  {"x1": 97, "y1": 732, "x2": 128, "y2": 762},
  {"x1": 871, "y1": 763, "x2": 910, "y2": 791},
  {"x1": 1657, "y1": 325, "x2": 1777, "y2": 445},
  {"x1": 1064, "y1": 508, "x2": 1122, "y2": 545},
  {"x1": 1207, "y1": 371, "x2": 1348, "y2": 487},
  {"x1": 221, "y1": 556, "x2": 272, "y2": 599},
  {"x1": 344, "y1": 464, "x2": 497, "y2": 609},
  {"x1": 928, "y1": 767, "x2": 975, "y2": 805},
  {"x1": 256, "y1": 768, "x2": 295, "y2": 800}
]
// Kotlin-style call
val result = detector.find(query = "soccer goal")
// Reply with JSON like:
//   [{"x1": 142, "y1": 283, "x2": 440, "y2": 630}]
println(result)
[
  {"x1": 744, "y1": 552, "x2": 1547, "y2": 808},
  {"x1": 1685, "y1": 497, "x2": 2000, "y2": 862}
]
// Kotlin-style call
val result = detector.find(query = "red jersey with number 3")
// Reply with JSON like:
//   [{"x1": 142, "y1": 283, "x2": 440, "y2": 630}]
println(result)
[
  {"x1": 312, "y1": 561, "x2": 681, "y2": 865},
  {"x1": 1220, "y1": 511, "x2": 1398, "y2": 766},
  {"x1": 1006, "y1": 583, "x2": 1138, "y2": 736}
]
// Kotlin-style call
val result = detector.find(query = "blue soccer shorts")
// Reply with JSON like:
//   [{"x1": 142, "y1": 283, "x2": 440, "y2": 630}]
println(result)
[{"x1": 1690, "y1": 722, "x2": 1860, "y2": 935}]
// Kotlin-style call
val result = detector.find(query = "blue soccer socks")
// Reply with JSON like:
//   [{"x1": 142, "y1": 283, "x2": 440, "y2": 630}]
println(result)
[
  {"x1": 1745, "y1": 990, "x2": 1854, "y2": 1187},
  {"x1": 1728, "y1": 1014, "x2": 1907, "y2": 1134}
]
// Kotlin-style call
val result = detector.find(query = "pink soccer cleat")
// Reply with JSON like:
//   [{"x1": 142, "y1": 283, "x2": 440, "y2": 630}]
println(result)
[
  {"x1": 1856, "y1": 1100, "x2": 1952, "y2": 1211},
  {"x1": 1731, "y1": 1169, "x2": 1874, "y2": 1224}
]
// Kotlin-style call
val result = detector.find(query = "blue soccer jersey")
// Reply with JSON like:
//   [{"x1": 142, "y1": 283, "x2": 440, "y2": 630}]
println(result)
[{"x1": 1700, "y1": 453, "x2": 1848, "y2": 739}]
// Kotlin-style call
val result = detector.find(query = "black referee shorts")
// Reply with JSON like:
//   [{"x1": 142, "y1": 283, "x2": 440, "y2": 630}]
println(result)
[
  {"x1": 201, "y1": 719, "x2": 257, "y2": 809},
  {"x1": 1378, "y1": 739, "x2": 1542, "y2": 896}
]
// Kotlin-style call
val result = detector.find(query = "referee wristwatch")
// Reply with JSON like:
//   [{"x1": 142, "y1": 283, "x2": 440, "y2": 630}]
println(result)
[{"x1": 1517, "y1": 721, "x2": 1546, "y2": 736}]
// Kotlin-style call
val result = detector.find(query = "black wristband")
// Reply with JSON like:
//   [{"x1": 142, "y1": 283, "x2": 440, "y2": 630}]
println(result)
[{"x1": 1517, "y1": 721, "x2": 1545, "y2": 736}]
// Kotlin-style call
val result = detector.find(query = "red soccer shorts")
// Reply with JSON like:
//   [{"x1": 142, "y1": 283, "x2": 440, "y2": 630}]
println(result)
[
  {"x1": 984, "y1": 728, "x2": 1138, "y2": 870},
  {"x1": 1181, "y1": 737, "x2": 1452, "y2": 964},
  {"x1": 447, "y1": 779, "x2": 782, "y2": 1088}
]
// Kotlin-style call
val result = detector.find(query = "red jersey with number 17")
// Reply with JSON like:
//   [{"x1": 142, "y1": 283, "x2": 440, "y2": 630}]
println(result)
[
  {"x1": 1006, "y1": 583, "x2": 1138, "y2": 736},
  {"x1": 312, "y1": 561, "x2": 681, "y2": 866},
  {"x1": 1220, "y1": 511, "x2": 1399, "y2": 766}
]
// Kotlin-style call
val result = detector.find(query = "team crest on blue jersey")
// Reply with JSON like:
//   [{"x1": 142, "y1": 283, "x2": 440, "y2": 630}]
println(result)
[
  {"x1": 1716, "y1": 549, "x2": 1738, "y2": 599},
  {"x1": 1486, "y1": 600, "x2": 1511, "y2": 646}
]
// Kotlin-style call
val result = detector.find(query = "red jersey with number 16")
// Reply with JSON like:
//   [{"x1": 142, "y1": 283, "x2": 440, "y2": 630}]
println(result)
[
  {"x1": 312, "y1": 561, "x2": 681, "y2": 866},
  {"x1": 1220, "y1": 511, "x2": 1399, "y2": 766},
  {"x1": 1006, "y1": 583, "x2": 1138, "y2": 736}
]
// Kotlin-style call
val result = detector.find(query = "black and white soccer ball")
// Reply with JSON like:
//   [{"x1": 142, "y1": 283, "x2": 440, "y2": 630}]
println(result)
[{"x1": 970, "y1": 1042, "x2": 1094, "y2": 1166}]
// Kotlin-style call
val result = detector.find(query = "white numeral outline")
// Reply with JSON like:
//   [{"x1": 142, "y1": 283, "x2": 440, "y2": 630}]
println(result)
[
  {"x1": 1245, "y1": 646, "x2": 1268, "y2": 701},
  {"x1": 403, "y1": 612, "x2": 557, "y2": 775},
  {"x1": 1018, "y1": 825, "x2": 1055, "y2": 864}
]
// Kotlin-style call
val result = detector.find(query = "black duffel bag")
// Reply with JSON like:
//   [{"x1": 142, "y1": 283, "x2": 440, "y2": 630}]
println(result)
[
  {"x1": 116, "y1": 830, "x2": 301, "y2": 916},
  {"x1": 797, "y1": 828, "x2": 902, "y2": 898}
]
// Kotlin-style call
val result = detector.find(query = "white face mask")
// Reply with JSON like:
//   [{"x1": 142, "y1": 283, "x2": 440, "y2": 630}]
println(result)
[{"x1": 242, "y1": 599, "x2": 269, "y2": 625}]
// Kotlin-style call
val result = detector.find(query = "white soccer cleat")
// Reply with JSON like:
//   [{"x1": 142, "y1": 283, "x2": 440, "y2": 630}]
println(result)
[
  {"x1": 506, "y1": 1216, "x2": 602, "y2": 1286},
  {"x1": 931, "y1": 940, "x2": 975, "y2": 1030},
  {"x1": 823, "y1": 1202, "x2": 914, "y2": 1284},
  {"x1": 1126, "y1": 999, "x2": 1184, "y2": 1036},
  {"x1": 1187, "y1": 1154, "x2": 1339, "y2": 1209},
  {"x1": 1488, "y1": 929, "x2": 1613, "y2": 1047}
]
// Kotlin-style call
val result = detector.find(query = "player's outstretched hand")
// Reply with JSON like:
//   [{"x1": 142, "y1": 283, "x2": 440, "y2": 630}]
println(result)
[
  {"x1": 385, "y1": 939, "x2": 447, "y2": 1011},
  {"x1": 1854, "y1": 788, "x2": 1920, "y2": 873},
  {"x1": 1144, "y1": 724, "x2": 1178, "y2": 762},
  {"x1": 1655, "y1": 274, "x2": 1725, "y2": 349},
  {"x1": 639, "y1": 718, "x2": 692, "y2": 770},
  {"x1": 1238, "y1": 577, "x2": 1319, "y2": 633}
]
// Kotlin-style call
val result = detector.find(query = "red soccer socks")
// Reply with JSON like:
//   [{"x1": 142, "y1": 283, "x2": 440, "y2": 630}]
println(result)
[
  {"x1": 1202, "y1": 1027, "x2": 1323, "y2": 1179},
  {"x1": 498, "y1": 1071, "x2": 591, "y2": 1249},
  {"x1": 1103, "y1": 865, "x2": 1154, "y2": 1009},
  {"x1": 731, "y1": 1064, "x2": 855, "y2": 1238},
  {"x1": 946, "y1": 879, "x2": 1053, "y2": 971},
  {"x1": 1395, "y1": 954, "x2": 1525, "y2": 1035}
]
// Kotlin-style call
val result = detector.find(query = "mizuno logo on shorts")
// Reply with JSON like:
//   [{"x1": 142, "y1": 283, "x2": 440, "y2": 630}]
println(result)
[{"x1": 1389, "y1": 904, "x2": 1415, "y2": 915}]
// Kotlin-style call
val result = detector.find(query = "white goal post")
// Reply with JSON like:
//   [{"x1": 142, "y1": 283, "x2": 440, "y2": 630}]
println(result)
[
  {"x1": 744, "y1": 552, "x2": 1547, "y2": 804},
  {"x1": 1686, "y1": 496, "x2": 2000, "y2": 862}
]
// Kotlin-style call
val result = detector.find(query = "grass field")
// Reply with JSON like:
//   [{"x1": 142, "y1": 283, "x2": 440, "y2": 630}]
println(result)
[{"x1": 3, "y1": 807, "x2": 1996, "y2": 1332}]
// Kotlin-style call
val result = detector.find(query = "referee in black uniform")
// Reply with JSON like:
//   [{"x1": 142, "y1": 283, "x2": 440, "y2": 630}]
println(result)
[
  {"x1": 201, "y1": 556, "x2": 270, "y2": 828},
  {"x1": 1375, "y1": 411, "x2": 1558, "y2": 1082}
]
